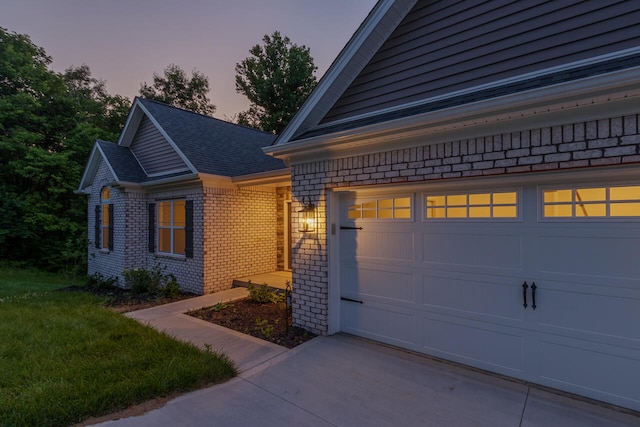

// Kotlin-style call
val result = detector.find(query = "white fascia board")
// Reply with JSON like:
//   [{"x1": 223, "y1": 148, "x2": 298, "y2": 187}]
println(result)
[
  {"x1": 77, "y1": 142, "x2": 119, "y2": 191},
  {"x1": 265, "y1": 67, "x2": 640, "y2": 163},
  {"x1": 231, "y1": 168, "x2": 291, "y2": 187},
  {"x1": 274, "y1": 0, "x2": 416, "y2": 146},
  {"x1": 116, "y1": 98, "x2": 143, "y2": 147},
  {"x1": 139, "y1": 173, "x2": 200, "y2": 189},
  {"x1": 134, "y1": 102, "x2": 198, "y2": 174}
]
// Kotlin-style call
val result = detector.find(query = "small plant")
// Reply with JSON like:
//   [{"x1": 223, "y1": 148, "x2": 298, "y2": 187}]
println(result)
[
  {"x1": 160, "y1": 273, "x2": 180, "y2": 298},
  {"x1": 247, "y1": 282, "x2": 284, "y2": 304},
  {"x1": 85, "y1": 272, "x2": 117, "y2": 291},
  {"x1": 210, "y1": 302, "x2": 230, "y2": 312},
  {"x1": 123, "y1": 260, "x2": 181, "y2": 297},
  {"x1": 255, "y1": 317, "x2": 276, "y2": 338}
]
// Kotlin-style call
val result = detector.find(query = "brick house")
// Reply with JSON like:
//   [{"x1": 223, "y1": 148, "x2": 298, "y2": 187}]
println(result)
[
  {"x1": 265, "y1": 0, "x2": 640, "y2": 411},
  {"x1": 77, "y1": 98, "x2": 291, "y2": 294}
]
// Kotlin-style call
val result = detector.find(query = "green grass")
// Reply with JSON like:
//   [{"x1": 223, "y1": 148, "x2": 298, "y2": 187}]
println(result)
[{"x1": 0, "y1": 267, "x2": 237, "y2": 427}]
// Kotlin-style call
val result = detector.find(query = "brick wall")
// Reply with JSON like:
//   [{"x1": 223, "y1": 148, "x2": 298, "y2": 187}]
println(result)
[
  {"x1": 87, "y1": 160, "x2": 126, "y2": 285},
  {"x1": 147, "y1": 186, "x2": 204, "y2": 294},
  {"x1": 202, "y1": 186, "x2": 278, "y2": 293},
  {"x1": 290, "y1": 114, "x2": 640, "y2": 335}
]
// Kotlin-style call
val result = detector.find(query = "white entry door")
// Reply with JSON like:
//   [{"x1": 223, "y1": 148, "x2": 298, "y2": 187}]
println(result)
[{"x1": 337, "y1": 180, "x2": 640, "y2": 411}]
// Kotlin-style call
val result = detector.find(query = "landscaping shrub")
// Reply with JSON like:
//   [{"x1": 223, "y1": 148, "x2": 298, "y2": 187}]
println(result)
[{"x1": 247, "y1": 282, "x2": 284, "y2": 304}]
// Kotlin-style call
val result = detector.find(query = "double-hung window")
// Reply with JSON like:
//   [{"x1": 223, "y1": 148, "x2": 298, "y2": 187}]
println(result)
[
  {"x1": 157, "y1": 200, "x2": 186, "y2": 256},
  {"x1": 95, "y1": 187, "x2": 113, "y2": 250}
]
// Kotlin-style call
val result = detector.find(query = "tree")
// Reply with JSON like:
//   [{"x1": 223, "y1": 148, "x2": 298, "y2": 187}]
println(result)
[
  {"x1": 63, "y1": 64, "x2": 130, "y2": 136},
  {"x1": 235, "y1": 31, "x2": 317, "y2": 134},
  {"x1": 0, "y1": 27, "x2": 127, "y2": 275},
  {"x1": 140, "y1": 64, "x2": 216, "y2": 116}
]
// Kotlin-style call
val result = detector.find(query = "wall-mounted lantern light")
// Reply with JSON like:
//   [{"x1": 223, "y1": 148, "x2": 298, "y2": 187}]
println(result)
[{"x1": 298, "y1": 197, "x2": 316, "y2": 233}]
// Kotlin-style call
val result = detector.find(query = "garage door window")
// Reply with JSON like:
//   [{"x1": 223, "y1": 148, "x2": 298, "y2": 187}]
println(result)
[
  {"x1": 543, "y1": 185, "x2": 640, "y2": 218},
  {"x1": 425, "y1": 191, "x2": 518, "y2": 219},
  {"x1": 348, "y1": 196, "x2": 412, "y2": 219}
]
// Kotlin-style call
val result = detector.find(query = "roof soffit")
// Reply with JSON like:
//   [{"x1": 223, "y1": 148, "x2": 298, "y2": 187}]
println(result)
[{"x1": 265, "y1": 67, "x2": 640, "y2": 163}]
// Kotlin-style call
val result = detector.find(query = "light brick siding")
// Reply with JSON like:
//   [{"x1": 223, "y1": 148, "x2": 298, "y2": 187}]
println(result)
[
  {"x1": 87, "y1": 160, "x2": 126, "y2": 285},
  {"x1": 290, "y1": 114, "x2": 640, "y2": 335},
  {"x1": 147, "y1": 186, "x2": 204, "y2": 294},
  {"x1": 202, "y1": 186, "x2": 278, "y2": 294},
  {"x1": 87, "y1": 165, "x2": 280, "y2": 294}
]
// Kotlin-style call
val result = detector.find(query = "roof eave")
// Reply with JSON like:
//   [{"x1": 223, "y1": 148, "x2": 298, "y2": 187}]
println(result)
[
  {"x1": 231, "y1": 168, "x2": 292, "y2": 187},
  {"x1": 264, "y1": 67, "x2": 640, "y2": 164},
  {"x1": 77, "y1": 141, "x2": 119, "y2": 191}
]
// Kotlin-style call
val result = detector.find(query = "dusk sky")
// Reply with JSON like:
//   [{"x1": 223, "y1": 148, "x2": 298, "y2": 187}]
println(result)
[{"x1": 1, "y1": 0, "x2": 377, "y2": 120}]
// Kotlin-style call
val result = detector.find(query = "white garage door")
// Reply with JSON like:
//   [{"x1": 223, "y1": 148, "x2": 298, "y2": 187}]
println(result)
[{"x1": 337, "y1": 179, "x2": 640, "y2": 411}]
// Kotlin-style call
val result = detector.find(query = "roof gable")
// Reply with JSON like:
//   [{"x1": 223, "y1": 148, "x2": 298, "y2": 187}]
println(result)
[
  {"x1": 129, "y1": 115, "x2": 190, "y2": 176},
  {"x1": 137, "y1": 98, "x2": 284, "y2": 177},
  {"x1": 271, "y1": 0, "x2": 640, "y2": 150},
  {"x1": 322, "y1": 0, "x2": 640, "y2": 124}
]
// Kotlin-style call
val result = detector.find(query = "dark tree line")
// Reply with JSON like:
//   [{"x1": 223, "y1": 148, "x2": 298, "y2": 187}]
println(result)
[{"x1": 0, "y1": 27, "x2": 316, "y2": 275}]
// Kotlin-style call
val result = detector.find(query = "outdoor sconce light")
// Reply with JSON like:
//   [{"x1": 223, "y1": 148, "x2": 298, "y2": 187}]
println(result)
[{"x1": 298, "y1": 197, "x2": 316, "y2": 233}]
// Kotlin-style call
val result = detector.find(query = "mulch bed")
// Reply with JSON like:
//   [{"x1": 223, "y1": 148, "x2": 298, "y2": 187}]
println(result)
[{"x1": 187, "y1": 299, "x2": 316, "y2": 349}]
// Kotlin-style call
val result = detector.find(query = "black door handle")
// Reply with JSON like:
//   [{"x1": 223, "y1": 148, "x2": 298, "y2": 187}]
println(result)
[
  {"x1": 531, "y1": 283, "x2": 537, "y2": 310},
  {"x1": 522, "y1": 281, "x2": 528, "y2": 309}
]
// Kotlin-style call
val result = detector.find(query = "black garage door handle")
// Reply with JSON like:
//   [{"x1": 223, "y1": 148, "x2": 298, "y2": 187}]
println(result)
[
  {"x1": 531, "y1": 283, "x2": 537, "y2": 310},
  {"x1": 522, "y1": 281, "x2": 528, "y2": 309},
  {"x1": 341, "y1": 297, "x2": 363, "y2": 304}
]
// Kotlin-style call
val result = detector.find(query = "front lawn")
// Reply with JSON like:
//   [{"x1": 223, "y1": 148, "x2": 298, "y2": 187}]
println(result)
[{"x1": 0, "y1": 267, "x2": 237, "y2": 427}]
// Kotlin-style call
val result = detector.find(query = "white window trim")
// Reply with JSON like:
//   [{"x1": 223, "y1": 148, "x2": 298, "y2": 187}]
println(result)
[
  {"x1": 345, "y1": 194, "x2": 414, "y2": 222},
  {"x1": 538, "y1": 182, "x2": 640, "y2": 222},
  {"x1": 156, "y1": 199, "x2": 186, "y2": 256},
  {"x1": 422, "y1": 189, "x2": 521, "y2": 222}
]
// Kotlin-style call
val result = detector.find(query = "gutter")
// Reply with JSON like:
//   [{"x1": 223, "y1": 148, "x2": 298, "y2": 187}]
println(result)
[
  {"x1": 231, "y1": 168, "x2": 291, "y2": 187},
  {"x1": 265, "y1": 66, "x2": 640, "y2": 163}
]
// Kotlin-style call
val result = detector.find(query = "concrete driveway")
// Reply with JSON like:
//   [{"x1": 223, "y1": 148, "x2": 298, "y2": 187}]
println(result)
[{"x1": 96, "y1": 334, "x2": 638, "y2": 426}]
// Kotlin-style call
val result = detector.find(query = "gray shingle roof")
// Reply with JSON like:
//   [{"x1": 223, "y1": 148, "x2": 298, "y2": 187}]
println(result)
[
  {"x1": 97, "y1": 139, "x2": 147, "y2": 182},
  {"x1": 138, "y1": 98, "x2": 285, "y2": 177}
]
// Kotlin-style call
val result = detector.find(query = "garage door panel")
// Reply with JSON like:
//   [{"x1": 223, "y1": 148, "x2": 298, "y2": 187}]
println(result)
[
  {"x1": 341, "y1": 263, "x2": 415, "y2": 303},
  {"x1": 341, "y1": 302, "x2": 416, "y2": 347},
  {"x1": 421, "y1": 314, "x2": 524, "y2": 374},
  {"x1": 338, "y1": 181, "x2": 640, "y2": 411},
  {"x1": 422, "y1": 272, "x2": 522, "y2": 322},
  {"x1": 535, "y1": 234, "x2": 640, "y2": 279},
  {"x1": 537, "y1": 337, "x2": 640, "y2": 409},
  {"x1": 422, "y1": 231, "x2": 523, "y2": 271},
  {"x1": 535, "y1": 285, "x2": 640, "y2": 343},
  {"x1": 342, "y1": 230, "x2": 414, "y2": 261}
]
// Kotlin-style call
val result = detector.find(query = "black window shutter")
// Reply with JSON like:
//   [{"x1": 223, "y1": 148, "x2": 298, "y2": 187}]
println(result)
[
  {"x1": 108, "y1": 204, "x2": 114, "y2": 251},
  {"x1": 185, "y1": 200, "x2": 194, "y2": 258},
  {"x1": 94, "y1": 205, "x2": 101, "y2": 249},
  {"x1": 148, "y1": 203, "x2": 155, "y2": 253}
]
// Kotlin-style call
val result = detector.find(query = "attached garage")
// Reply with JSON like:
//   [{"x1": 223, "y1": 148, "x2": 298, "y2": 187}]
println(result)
[
  {"x1": 333, "y1": 171, "x2": 640, "y2": 409},
  {"x1": 265, "y1": 0, "x2": 640, "y2": 412}
]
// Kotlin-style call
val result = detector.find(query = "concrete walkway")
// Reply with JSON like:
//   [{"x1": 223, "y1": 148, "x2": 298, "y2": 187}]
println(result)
[
  {"x1": 101, "y1": 292, "x2": 640, "y2": 426},
  {"x1": 124, "y1": 288, "x2": 287, "y2": 372}
]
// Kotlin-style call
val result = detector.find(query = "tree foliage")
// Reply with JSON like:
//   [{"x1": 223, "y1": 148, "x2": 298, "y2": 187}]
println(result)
[
  {"x1": 0, "y1": 27, "x2": 128, "y2": 275},
  {"x1": 140, "y1": 64, "x2": 216, "y2": 116},
  {"x1": 235, "y1": 31, "x2": 317, "y2": 134}
]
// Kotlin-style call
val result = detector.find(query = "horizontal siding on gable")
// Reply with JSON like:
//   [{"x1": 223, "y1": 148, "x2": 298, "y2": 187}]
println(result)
[
  {"x1": 322, "y1": 0, "x2": 640, "y2": 123},
  {"x1": 130, "y1": 115, "x2": 189, "y2": 175}
]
